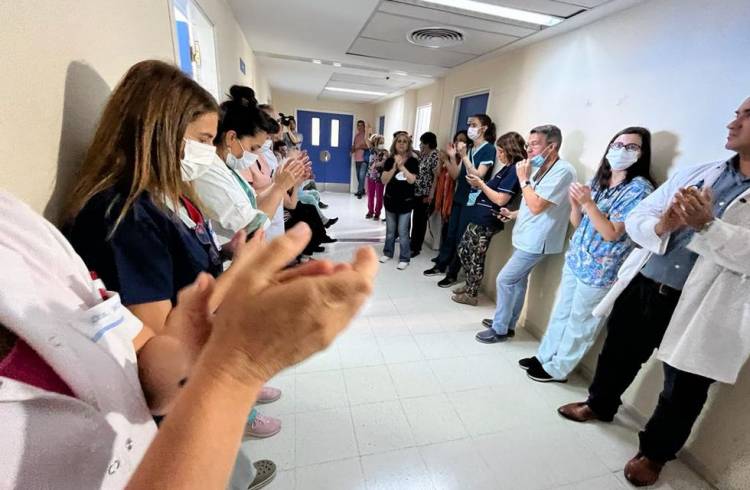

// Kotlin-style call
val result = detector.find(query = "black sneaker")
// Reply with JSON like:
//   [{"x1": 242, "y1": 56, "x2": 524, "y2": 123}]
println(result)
[
  {"x1": 437, "y1": 276, "x2": 457, "y2": 288},
  {"x1": 423, "y1": 266, "x2": 445, "y2": 277},
  {"x1": 518, "y1": 357, "x2": 541, "y2": 371},
  {"x1": 527, "y1": 363, "x2": 567, "y2": 383},
  {"x1": 319, "y1": 201, "x2": 329, "y2": 209},
  {"x1": 431, "y1": 256, "x2": 439, "y2": 263},
  {"x1": 475, "y1": 328, "x2": 511, "y2": 344},
  {"x1": 321, "y1": 236, "x2": 338, "y2": 244},
  {"x1": 324, "y1": 217, "x2": 339, "y2": 229},
  {"x1": 312, "y1": 245, "x2": 325, "y2": 253},
  {"x1": 481, "y1": 319, "x2": 515, "y2": 337}
]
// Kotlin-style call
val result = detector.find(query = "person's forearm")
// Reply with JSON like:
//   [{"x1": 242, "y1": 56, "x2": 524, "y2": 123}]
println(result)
[
  {"x1": 570, "y1": 207, "x2": 583, "y2": 228},
  {"x1": 462, "y1": 156, "x2": 479, "y2": 177},
  {"x1": 581, "y1": 202, "x2": 623, "y2": 241},
  {"x1": 127, "y1": 346, "x2": 262, "y2": 490},
  {"x1": 522, "y1": 187, "x2": 551, "y2": 215},
  {"x1": 447, "y1": 161, "x2": 460, "y2": 180},
  {"x1": 257, "y1": 184, "x2": 287, "y2": 216},
  {"x1": 481, "y1": 184, "x2": 512, "y2": 207},
  {"x1": 381, "y1": 169, "x2": 396, "y2": 185}
]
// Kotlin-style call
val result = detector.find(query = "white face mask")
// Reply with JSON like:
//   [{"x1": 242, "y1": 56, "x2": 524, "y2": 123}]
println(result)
[
  {"x1": 467, "y1": 127, "x2": 481, "y2": 141},
  {"x1": 181, "y1": 139, "x2": 216, "y2": 181},
  {"x1": 225, "y1": 140, "x2": 255, "y2": 170},
  {"x1": 261, "y1": 139, "x2": 273, "y2": 151},
  {"x1": 606, "y1": 147, "x2": 639, "y2": 171}
]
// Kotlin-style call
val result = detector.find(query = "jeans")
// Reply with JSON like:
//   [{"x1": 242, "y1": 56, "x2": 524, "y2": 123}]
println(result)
[
  {"x1": 410, "y1": 198, "x2": 431, "y2": 253},
  {"x1": 384, "y1": 210, "x2": 412, "y2": 262},
  {"x1": 366, "y1": 177, "x2": 385, "y2": 216},
  {"x1": 355, "y1": 161, "x2": 367, "y2": 195},
  {"x1": 435, "y1": 202, "x2": 466, "y2": 270},
  {"x1": 587, "y1": 273, "x2": 682, "y2": 420},
  {"x1": 537, "y1": 263, "x2": 608, "y2": 379},
  {"x1": 491, "y1": 248, "x2": 546, "y2": 335}
]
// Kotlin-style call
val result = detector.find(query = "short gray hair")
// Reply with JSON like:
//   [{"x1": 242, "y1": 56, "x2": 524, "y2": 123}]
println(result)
[{"x1": 530, "y1": 125, "x2": 562, "y2": 149}]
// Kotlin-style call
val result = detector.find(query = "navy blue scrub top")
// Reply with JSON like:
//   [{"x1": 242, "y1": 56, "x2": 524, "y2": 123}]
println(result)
[{"x1": 65, "y1": 188, "x2": 223, "y2": 306}]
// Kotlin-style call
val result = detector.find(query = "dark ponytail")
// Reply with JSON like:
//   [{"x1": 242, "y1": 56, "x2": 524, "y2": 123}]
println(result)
[
  {"x1": 214, "y1": 85, "x2": 280, "y2": 145},
  {"x1": 472, "y1": 114, "x2": 496, "y2": 144}
]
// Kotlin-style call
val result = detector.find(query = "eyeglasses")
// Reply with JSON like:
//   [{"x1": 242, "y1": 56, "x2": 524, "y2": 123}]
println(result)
[{"x1": 610, "y1": 142, "x2": 642, "y2": 152}]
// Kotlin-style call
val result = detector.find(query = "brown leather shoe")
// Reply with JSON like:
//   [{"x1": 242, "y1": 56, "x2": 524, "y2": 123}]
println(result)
[
  {"x1": 557, "y1": 402, "x2": 599, "y2": 422},
  {"x1": 624, "y1": 453, "x2": 664, "y2": 487}
]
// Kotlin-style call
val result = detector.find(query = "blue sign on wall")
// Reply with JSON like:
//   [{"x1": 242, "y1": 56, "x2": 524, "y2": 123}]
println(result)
[{"x1": 239, "y1": 58, "x2": 246, "y2": 75}]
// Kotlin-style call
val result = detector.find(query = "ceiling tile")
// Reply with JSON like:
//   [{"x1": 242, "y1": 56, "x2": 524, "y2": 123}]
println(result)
[
  {"x1": 349, "y1": 37, "x2": 476, "y2": 68},
  {"x1": 378, "y1": 1, "x2": 539, "y2": 37}
]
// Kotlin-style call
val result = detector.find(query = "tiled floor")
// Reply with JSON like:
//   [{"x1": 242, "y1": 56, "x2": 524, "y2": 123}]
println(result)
[{"x1": 248, "y1": 192, "x2": 712, "y2": 490}]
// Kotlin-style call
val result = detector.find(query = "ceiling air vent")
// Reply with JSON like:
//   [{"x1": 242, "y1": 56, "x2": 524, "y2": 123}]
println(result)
[{"x1": 407, "y1": 27, "x2": 464, "y2": 49}]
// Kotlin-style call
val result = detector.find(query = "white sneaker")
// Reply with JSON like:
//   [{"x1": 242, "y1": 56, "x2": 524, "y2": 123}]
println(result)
[
  {"x1": 379, "y1": 255, "x2": 392, "y2": 263},
  {"x1": 397, "y1": 261, "x2": 409, "y2": 270}
]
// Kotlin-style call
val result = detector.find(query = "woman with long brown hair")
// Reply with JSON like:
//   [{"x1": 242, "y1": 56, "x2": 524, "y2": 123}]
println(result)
[
  {"x1": 62, "y1": 60, "x2": 288, "y2": 479},
  {"x1": 453, "y1": 132, "x2": 526, "y2": 306}
]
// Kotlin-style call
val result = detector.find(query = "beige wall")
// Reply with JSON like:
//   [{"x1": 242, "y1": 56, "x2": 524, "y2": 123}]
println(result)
[
  {"x1": 0, "y1": 0, "x2": 269, "y2": 222},
  {"x1": 405, "y1": 0, "x2": 750, "y2": 487}
]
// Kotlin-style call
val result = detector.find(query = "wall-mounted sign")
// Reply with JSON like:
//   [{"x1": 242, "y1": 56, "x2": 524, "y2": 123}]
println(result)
[{"x1": 239, "y1": 57, "x2": 246, "y2": 75}]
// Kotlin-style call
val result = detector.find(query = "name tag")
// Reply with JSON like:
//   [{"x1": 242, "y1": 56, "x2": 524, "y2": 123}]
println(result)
[{"x1": 75, "y1": 292, "x2": 127, "y2": 343}]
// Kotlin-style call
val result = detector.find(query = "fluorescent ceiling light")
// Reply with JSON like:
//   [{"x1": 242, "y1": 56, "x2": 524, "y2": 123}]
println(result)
[
  {"x1": 420, "y1": 0, "x2": 563, "y2": 27},
  {"x1": 325, "y1": 87, "x2": 387, "y2": 96},
  {"x1": 312, "y1": 59, "x2": 322, "y2": 64},
  {"x1": 393, "y1": 71, "x2": 408, "y2": 76},
  {"x1": 333, "y1": 62, "x2": 342, "y2": 67}
]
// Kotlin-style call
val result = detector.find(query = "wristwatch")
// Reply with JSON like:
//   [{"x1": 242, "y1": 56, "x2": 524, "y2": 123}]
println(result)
[{"x1": 521, "y1": 180, "x2": 532, "y2": 189}]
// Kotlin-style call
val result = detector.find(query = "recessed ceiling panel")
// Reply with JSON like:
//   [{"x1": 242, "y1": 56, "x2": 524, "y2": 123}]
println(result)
[
  {"x1": 330, "y1": 72, "x2": 413, "y2": 91},
  {"x1": 378, "y1": 1, "x2": 538, "y2": 37},
  {"x1": 362, "y1": 12, "x2": 519, "y2": 56},
  {"x1": 411, "y1": 0, "x2": 584, "y2": 17},
  {"x1": 349, "y1": 37, "x2": 476, "y2": 68}
]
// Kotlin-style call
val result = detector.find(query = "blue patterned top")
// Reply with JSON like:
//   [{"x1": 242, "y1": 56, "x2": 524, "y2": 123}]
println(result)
[{"x1": 566, "y1": 176, "x2": 654, "y2": 287}]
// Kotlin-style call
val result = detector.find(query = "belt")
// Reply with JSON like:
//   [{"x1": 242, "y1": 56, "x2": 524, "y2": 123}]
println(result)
[{"x1": 640, "y1": 274, "x2": 681, "y2": 297}]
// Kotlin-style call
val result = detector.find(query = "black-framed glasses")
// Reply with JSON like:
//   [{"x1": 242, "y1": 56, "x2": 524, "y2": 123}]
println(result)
[{"x1": 610, "y1": 142, "x2": 642, "y2": 152}]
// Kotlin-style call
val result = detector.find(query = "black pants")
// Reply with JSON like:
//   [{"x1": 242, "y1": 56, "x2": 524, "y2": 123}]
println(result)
[
  {"x1": 587, "y1": 273, "x2": 714, "y2": 462},
  {"x1": 435, "y1": 202, "x2": 470, "y2": 271},
  {"x1": 286, "y1": 202, "x2": 327, "y2": 254},
  {"x1": 410, "y1": 198, "x2": 431, "y2": 254}
]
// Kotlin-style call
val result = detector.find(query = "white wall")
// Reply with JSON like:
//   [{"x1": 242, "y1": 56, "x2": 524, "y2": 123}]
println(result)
[
  {"x1": 405, "y1": 0, "x2": 750, "y2": 487},
  {"x1": 0, "y1": 0, "x2": 269, "y2": 222}
]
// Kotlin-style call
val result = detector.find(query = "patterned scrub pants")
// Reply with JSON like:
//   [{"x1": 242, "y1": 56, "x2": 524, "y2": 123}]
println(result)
[{"x1": 457, "y1": 223, "x2": 498, "y2": 297}]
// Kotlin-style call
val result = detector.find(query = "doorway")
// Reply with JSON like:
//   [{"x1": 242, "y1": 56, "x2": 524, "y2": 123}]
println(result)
[
  {"x1": 453, "y1": 91, "x2": 490, "y2": 134},
  {"x1": 296, "y1": 110, "x2": 354, "y2": 192}
]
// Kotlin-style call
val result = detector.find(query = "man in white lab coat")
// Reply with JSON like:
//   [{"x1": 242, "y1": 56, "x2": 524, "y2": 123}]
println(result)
[{"x1": 558, "y1": 97, "x2": 750, "y2": 487}]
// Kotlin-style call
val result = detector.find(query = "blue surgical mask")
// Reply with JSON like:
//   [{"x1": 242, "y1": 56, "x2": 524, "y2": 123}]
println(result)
[{"x1": 530, "y1": 153, "x2": 546, "y2": 169}]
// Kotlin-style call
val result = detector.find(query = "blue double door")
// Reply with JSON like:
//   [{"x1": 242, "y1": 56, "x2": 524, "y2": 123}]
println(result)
[{"x1": 297, "y1": 110, "x2": 354, "y2": 188}]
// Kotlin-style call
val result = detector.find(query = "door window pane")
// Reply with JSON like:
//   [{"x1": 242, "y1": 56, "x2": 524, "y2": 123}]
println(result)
[
  {"x1": 330, "y1": 119, "x2": 339, "y2": 147},
  {"x1": 414, "y1": 104, "x2": 432, "y2": 149},
  {"x1": 312, "y1": 118, "x2": 320, "y2": 146}
]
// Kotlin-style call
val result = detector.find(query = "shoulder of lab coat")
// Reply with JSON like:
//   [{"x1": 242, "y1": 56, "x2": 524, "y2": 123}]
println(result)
[
  {"x1": 625, "y1": 160, "x2": 727, "y2": 254},
  {"x1": 193, "y1": 164, "x2": 268, "y2": 234}
]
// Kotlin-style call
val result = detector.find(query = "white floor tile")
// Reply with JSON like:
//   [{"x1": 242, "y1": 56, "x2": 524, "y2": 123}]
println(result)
[
  {"x1": 400, "y1": 394, "x2": 468, "y2": 445},
  {"x1": 555, "y1": 473, "x2": 626, "y2": 490},
  {"x1": 344, "y1": 365, "x2": 399, "y2": 406},
  {"x1": 387, "y1": 361, "x2": 443, "y2": 399},
  {"x1": 339, "y1": 336, "x2": 386, "y2": 369},
  {"x1": 361, "y1": 448, "x2": 434, "y2": 490},
  {"x1": 294, "y1": 458, "x2": 366, "y2": 490},
  {"x1": 351, "y1": 400, "x2": 415, "y2": 455},
  {"x1": 284, "y1": 192, "x2": 712, "y2": 490},
  {"x1": 294, "y1": 407, "x2": 358, "y2": 466},
  {"x1": 414, "y1": 333, "x2": 464, "y2": 360},
  {"x1": 377, "y1": 334, "x2": 425, "y2": 364},
  {"x1": 295, "y1": 370, "x2": 348, "y2": 412},
  {"x1": 419, "y1": 439, "x2": 497, "y2": 490}
]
